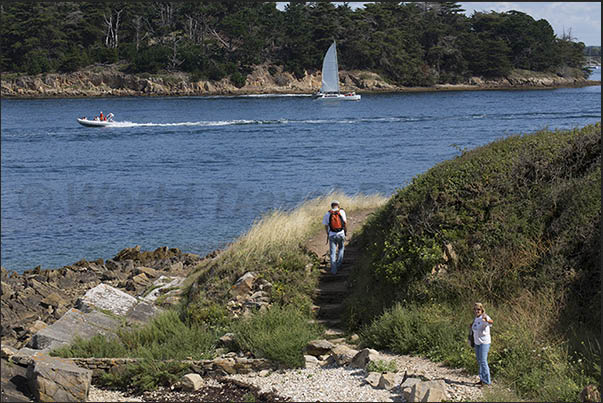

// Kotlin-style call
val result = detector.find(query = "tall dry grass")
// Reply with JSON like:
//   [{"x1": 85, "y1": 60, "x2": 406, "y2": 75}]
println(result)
[
  {"x1": 184, "y1": 191, "x2": 387, "y2": 307},
  {"x1": 222, "y1": 191, "x2": 387, "y2": 264}
]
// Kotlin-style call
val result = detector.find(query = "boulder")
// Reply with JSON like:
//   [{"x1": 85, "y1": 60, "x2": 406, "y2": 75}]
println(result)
[
  {"x1": 27, "y1": 354, "x2": 91, "y2": 402},
  {"x1": 125, "y1": 300, "x2": 159, "y2": 324},
  {"x1": 1, "y1": 345, "x2": 18, "y2": 360},
  {"x1": 135, "y1": 266, "x2": 160, "y2": 278},
  {"x1": 10, "y1": 347, "x2": 46, "y2": 366},
  {"x1": 131, "y1": 273, "x2": 150, "y2": 287},
  {"x1": 377, "y1": 372, "x2": 397, "y2": 390},
  {"x1": 230, "y1": 272, "x2": 256, "y2": 298},
  {"x1": 330, "y1": 345, "x2": 358, "y2": 366},
  {"x1": 304, "y1": 355, "x2": 319, "y2": 368},
  {"x1": 180, "y1": 373, "x2": 204, "y2": 391},
  {"x1": 28, "y1": 308, "x2": 120, "y2": 351},
  {"x1": 213, "y1": 358, "x2": 236, "y2": 375},
  {"x1": 304, "y1": 339, "x2": 334, "y2": 356},
  {"x1": 27, "y1": 320, "x2": 48, "y2": 335},
  {"x1": 349, "y1": 348, "x2": 381, "y2": 369},
  {"x1": 400, "y1": 377, "x2": 421, "y2": 401},
  {"x1": 218, "y1": 333, "x2": 237, "y2": 348},
  {"x1": 365, "y1": 372, "x2": 381, "y2": 387},
  {"x1": 76, "y1": 283, "x2": 138, "y2": 315},
  {"x1": 410, "y1": 379, "x2": 449, "y2": 402}
]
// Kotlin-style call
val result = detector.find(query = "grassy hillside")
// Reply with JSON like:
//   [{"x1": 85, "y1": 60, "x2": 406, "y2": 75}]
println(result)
[{"x1": 343, "y1": 123, "x2": 601, "y2": 401}]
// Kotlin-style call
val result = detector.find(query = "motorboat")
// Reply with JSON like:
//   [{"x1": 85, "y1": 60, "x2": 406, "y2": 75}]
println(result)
[
  {"x1": 77, "y1": 113, "x2": 114, "y2": 127},
  {"x1": 313, "y1": 41, "x2": 361, "y2": 101}
]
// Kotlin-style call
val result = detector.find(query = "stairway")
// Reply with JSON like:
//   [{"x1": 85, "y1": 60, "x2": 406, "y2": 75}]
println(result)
[{"x1": 312, "y1": 242, "x2": 359, "y2": 331}]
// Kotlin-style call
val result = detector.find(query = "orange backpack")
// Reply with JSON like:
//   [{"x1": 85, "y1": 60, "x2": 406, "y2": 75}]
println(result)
[{"x1": 328, "y1": 210, "x2": 345, "y2": 232}]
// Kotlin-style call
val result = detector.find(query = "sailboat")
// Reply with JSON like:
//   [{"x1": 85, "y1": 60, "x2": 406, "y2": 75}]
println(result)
[{"x1": 313, "y1": 41, "x2": 361, "y2": 101}]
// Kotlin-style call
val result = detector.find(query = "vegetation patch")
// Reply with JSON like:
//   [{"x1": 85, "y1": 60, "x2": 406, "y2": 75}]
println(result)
[
  {"x1": 231, "y1": 305, "x2": 323, "y2": 368},
  {"x1": 183, "y1": 192, "x2": 386, "y2": 312},
  {"x1": 345, "y1": 123, "x2": 601, "y2": 401},
  {"x1": 51, "y1": 310, "x2": 217, "y2": 361}
]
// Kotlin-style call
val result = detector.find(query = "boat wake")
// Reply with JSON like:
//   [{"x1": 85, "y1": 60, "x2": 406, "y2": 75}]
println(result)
[{"x1": 108, "y1": 119, "x2": 278, "y2": 128}]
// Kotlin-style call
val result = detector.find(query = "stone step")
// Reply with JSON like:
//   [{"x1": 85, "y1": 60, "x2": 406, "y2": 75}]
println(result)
[
  {"x1": 324, "y1": 328, "x2": 346, "y2": 339},
  {"x1": 316, "y1": 303, "x2": 345, "y2": 319},
  {"x1": 309, "y1": 318, "x2": 342, "y2": 328},
  {"x1": 318, "y1": 272, "x2": 349, "y2": 282},
  {"x1": 314, "y1": 290, "x2": 348, "y2": 304}
]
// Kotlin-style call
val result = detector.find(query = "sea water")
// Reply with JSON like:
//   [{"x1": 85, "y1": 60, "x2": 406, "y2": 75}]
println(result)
[{"x1": 1, "y1": 83, "x2": 600, "y2": 272}]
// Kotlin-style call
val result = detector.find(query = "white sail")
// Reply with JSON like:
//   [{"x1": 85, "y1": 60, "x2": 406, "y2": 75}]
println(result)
[{"x1": 320, "y1": 41, "x2": 339, "y2": 93}]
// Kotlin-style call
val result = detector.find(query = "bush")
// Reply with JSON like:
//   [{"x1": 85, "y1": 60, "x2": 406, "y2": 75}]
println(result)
[
  {"x1": 51, "y1": 310, "x2": 218, "y2": 361},
  {"x1": 366, "y1": 359, "x2": 398, "y2": 373},
  {"x1": 231, "y1": 305, "x2": 323, "y2": 367},
  {"x1": 98, "y1": 356, "x2": 190, "y2": 394},
  {"x1": 347, "y1": 123, "x2": 601, "y2": 401},
  {"x1": 230, "y1": 71, "x2": 247, "y2": 88}
]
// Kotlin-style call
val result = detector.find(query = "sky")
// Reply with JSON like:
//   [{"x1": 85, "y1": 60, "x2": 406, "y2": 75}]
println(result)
[{"x1": 276, "y1": 2, "x2": 601, "y2": 46}]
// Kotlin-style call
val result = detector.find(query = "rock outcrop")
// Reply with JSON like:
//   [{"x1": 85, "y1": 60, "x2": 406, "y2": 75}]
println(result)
[
  {"x1": 27, "y1": 354, "x2": 92, "y2": 402},
  {"x1": 0, "y1": 246, "x2": 208, "y2": 349},
  {"x1": 0, "y1": 64, "x2": 594, "y2": 99}
]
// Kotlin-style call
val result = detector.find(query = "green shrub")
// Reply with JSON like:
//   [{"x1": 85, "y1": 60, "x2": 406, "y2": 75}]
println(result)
[
  {"x1": 98, "y1": 355, "x2": 190, "y2": 394},
  {"x1": 51, "y1": 310, "x2": 218, "y2": 361},
  {"x1": 347, "y1": 123, "x2": 601, "y2": 401},
  {"x1": 366, "y1": 359, "x2": 398, "y2": 373},
  {"x1": 231, "y1": 305, "x2": 323, "y2": 367},
  {"x1": 230, "y1": 71, "x2": 247, "y2": 88}
]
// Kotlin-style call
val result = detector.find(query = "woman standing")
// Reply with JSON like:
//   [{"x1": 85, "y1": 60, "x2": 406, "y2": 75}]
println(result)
[{"x1": 471, "y1": 302, "x2": 493, "y2": 386}]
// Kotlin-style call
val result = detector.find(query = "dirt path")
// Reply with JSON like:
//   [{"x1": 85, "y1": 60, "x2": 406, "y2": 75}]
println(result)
[
  {"x1": 305, "y1": 208, "x2": 375, "y2": 330},
  {"x1": 302, "y1": 208, "x2": 486, "y2": 401}
]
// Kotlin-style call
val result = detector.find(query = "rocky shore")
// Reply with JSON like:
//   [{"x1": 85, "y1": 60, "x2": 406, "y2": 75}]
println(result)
[
  {"x1": 0, "y1": 245, "x2": 210, "y2": 350},
  {"x1": 1, "y1": 64, "x2": 597, "y2": 98}
]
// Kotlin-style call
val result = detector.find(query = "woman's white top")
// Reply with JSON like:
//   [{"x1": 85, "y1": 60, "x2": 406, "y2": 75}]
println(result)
[{"x1": 472, "y1": 314, "x2": 492, "y2": 345}]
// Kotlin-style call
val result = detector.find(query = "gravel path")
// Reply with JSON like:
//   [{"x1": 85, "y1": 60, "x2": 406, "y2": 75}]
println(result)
[
  {"x1": 88, "y1": 386, "x2": 142, "y2": 402},
  {"x1": 227, "y1": 353, "x2": 484, "y2": 402}
]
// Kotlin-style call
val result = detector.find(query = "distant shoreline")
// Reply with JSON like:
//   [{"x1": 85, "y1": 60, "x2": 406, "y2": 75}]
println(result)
[
  {"x1": 1, "y1": 65, "x2": 597, "y2": 99},
  {"x1": 2, "y1": 80, "x2": 599, "y2": 100}
]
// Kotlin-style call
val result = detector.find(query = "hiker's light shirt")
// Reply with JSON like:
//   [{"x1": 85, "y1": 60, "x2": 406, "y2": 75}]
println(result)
[
  {"x1": 322, "y1": 209, "x2": 347, "y2": 236},
  {"x1": 472, "y1": 315, "x2": 492, "y2": 345}
]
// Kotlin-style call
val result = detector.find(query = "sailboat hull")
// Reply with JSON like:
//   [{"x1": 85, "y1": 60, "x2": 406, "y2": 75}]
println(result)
[{"x1": 314, "y1": 93, "x2": 361, "y2": 101}]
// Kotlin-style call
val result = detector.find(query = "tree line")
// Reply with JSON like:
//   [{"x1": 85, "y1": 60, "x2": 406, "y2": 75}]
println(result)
[{"x1": 0, "y1": 2, "x2": 588, "y2": 86}]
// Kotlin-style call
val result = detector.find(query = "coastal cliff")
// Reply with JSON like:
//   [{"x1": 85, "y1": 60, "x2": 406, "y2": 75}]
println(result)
[{"x1": 1, "y1": 64, "x2": 596, "y2": 98}]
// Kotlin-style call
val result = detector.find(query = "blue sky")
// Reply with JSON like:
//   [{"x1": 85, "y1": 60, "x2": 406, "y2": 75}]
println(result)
[{"x1": 276, "y1": 2, "x2": 601, "y2": 46}]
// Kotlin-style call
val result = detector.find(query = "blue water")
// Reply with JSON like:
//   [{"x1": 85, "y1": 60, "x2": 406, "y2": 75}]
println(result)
[{"x1": 1, "y1": 83, "x2": 601, "y2": 273}]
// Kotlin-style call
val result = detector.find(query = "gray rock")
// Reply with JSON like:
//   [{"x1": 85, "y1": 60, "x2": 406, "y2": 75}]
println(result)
[
  {"x1": 330, "y1": 345, "x2": 358, "y2": 366},
  {"x1": 230, "y1": 272, "x2": 256, "y2": 298},
  {"x1": 142, "y1": 275, "x2": 185, "y2": 303},
  {"x1": 410, "y1": 379, "x2": 449, "y2": 402},
  {"x1": 365, "y1": 372, "x2": 381, "y2": 387},
  {"x1": 304, "y1": 355, "x2": 319, "y2": 368},
  {"x1": 180, "y1": 373, "x2": 204, "y2": 391},
  {"x1": 304, "y1": 339, "x2": 334, "y2": 356},
  {"x1": 377, "y1": 372, "x2": 397, "y2": 390},
  {"x1": 125, "y1": 300, "x2": 159, "y2": 324},
  {"x1": 213, "y1": 358, "x2": 236, "y2": 375},
  {"x1": 27, "y1": 354, "x2": 91, "y2": 402},
  {"x1": 400, "y1": 377, "x2": 421, "y2": 401},
  {"x1": 28, "y1": 308, "x2": 120, "y2": 351},
  {"x1": 349, "y1": 348, "x2": 381, "y2": 369},
  {"x1": 218, "y1": 333, "x2": 237, "y2": 348},
  {"x1": 10, "y1": 347, "x2": 46, "y2": 366},
  {"x1": 1, "y1": 345, "x2": 18, "y2": 360},
  {"x1": 76, "y1": 283, "x2": 138, "y2": 316}
]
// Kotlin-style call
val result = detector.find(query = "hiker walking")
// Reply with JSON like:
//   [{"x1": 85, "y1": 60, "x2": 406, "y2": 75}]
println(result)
[
  {"x1": 471, "y1": 302, "x2": 493, "y2": 386},
  {"x1": 323, "y1": 200, "x2": 347, "y2": 274}
]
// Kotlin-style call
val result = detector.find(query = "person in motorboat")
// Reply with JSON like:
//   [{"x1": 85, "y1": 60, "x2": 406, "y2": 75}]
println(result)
[{"x1": 100, "y1": 111, "x2": 105, "y2": 121}]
